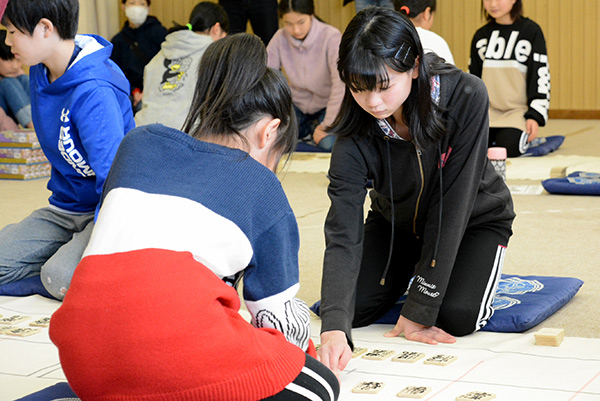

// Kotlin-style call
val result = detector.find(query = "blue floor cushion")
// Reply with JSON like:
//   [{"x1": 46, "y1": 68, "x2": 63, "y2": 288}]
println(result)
[
  {"x1": 14, "y1": 382, "x2": 78, "y2": 401},
  {"x1": 0, "y1": 274, "x2": 53, "y2": 299},
  {"x1": 295, "y1": 141, "x2": 330, "y2": 153},
  {"x1": 542, "y1": 171, "x2": 600, "y2": 195},
  {"x1": 525, "y1": 135, "x2": 565, "y2": 156},
  {"x1": 310, "y1": 274, "x2": 583, "y2": 333}
]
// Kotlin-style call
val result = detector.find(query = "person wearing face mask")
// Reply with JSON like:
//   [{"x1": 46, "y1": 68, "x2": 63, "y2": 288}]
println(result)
[{"x1": 111, "y1": 0, "x2": 167, "y2": 114}]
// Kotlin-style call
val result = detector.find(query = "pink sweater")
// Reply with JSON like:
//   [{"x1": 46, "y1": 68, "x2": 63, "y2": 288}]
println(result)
[{"x1": 267, "y1": 16, "x2": 345, "y2": 127}]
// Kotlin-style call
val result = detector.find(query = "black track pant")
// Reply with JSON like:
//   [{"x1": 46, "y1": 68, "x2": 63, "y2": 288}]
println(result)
[
  {"x1": 352, "y1": 211, "x2": 511, "y2": 336},
  {"x1": 262, "y1": 353, "x2": 340, "y2": 401},
  {"x1": 219, "y1": 0, "x2": 279, "y2": 46},
  {"x1": 489, "y1": 127, "x2": 530, "y2": 157}
]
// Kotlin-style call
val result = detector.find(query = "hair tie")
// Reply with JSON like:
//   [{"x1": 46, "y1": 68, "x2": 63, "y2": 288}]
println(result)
[
  {"x1": 186, "y1": 23, "x2": 193, "y2": 30},
  {"x1": 400, "y1": 6, "x2": 410, "y2": 15}
]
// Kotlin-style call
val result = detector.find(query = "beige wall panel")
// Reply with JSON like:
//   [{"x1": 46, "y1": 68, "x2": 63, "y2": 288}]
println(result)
[{"x1": 135, "y1": 0, "x2": 597, "y2": 113}]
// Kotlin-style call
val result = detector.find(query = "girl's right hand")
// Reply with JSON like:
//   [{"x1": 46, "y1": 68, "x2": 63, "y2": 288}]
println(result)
[{"x1": 317, "y1": 330, "x2": 353, "y2": 377}]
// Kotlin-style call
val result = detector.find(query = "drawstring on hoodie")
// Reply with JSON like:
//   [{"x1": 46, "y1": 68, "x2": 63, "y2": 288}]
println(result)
[
  {"x1": 380, "y1": 137, "x2": 395, "y2": 286},
  {"x1": 431, "y1": 143, "x2": 444, "y2": 267},
  {"x1": 379, "y1": 139, "x2": 445, "y2": 285}
]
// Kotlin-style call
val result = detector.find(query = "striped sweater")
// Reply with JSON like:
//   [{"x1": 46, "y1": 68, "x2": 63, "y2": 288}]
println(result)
[{"x1": 50, "y1": 124, "x2": 310, "y2": 400}]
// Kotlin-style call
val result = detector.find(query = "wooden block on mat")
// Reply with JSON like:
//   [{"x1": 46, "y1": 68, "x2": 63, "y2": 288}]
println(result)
[
  {"x1": 362, "y1": 349, "x2": 395, "y2": 360},
  {"x1": 397, "y1": 386, "x2": 432, "y2": 398},
  {"x1": 0, "y1": 315, "x2": 31, "y2": 325},
  {"x1": 392, "y1": 351, "x2": 426, "y2": 363},
  {"x1": 352, "y1": 381, "x2": 385, "y2": 394},
  {"x1": 0, "y1": 325, "x2": 19, "y2": 334},
  {"x1": 550, "y1": 166, "x2": 567, "y2": 178},
  {"x1": 30, "y1": 317, "x2": 51, "y2": 327},
  {"x1": 424, "y1": 354, "x2": 457, "y2": 366},
  {"x1": 5, "y1": 327, "x2": 41, "y2": 337},
  {"x1": 534, "y1": 327, "x2": 565, "y2": 346},
  {"x1": 456, "y1": 391, "x2": 496, "y2": 400},
  {"x1": 352, "y1": 347, "x2": 368, "y2": 358}
]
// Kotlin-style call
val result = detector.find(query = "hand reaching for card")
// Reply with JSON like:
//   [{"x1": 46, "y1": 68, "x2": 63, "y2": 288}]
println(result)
[
  {"x1": 318, "y1": 330, "x2": 353, "y2": 378},
  {"x1": 384, "y1": 315, "x2": 456, "y2": 345}
]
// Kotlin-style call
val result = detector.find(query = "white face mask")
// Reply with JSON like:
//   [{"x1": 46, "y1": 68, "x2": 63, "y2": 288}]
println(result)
[{"x1": 125, "y1": 5, "x2": 149, "y2": 27}]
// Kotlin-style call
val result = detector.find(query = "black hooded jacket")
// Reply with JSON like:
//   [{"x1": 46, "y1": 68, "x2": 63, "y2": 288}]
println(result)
[
  {"x1": 111, "y1": 16, "x2": 167, "y2": 94},
  {"x1": 320, "y1": 66, "x2": 515, "y2": 341}
]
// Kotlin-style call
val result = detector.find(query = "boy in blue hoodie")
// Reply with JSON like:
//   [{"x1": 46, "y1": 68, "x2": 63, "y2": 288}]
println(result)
[{"x1": 0, "y1": 0, "x2": 135, "y2": 300}]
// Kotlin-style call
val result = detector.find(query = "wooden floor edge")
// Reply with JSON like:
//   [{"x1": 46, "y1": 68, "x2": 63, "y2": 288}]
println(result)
[{"x1": 549, "y1": 110, "x2": 600, "y2": 119}]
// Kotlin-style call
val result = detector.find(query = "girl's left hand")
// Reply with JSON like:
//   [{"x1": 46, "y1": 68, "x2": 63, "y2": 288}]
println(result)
[
  {"x1": 312, "y1": 123, "x2": 328, "y2": 145},
  {"x1": 526, "y1": 119, "x2": 539, "y2": 142},
  {"x1": 384, "y1": 314, "x2": 456, "y2": 345}
]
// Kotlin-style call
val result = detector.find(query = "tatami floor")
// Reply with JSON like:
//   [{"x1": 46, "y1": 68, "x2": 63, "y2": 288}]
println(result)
[
  {"x1": 280, "y1": 119, "x2": 600, "y2": 339},
  {"x1": 1, "y1": 119, "x2": 599, "y2": 339}
]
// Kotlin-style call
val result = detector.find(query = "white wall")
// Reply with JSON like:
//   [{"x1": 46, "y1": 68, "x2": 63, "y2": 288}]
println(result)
[{"x1": 78, "y1": 0, "x2": 121, "y2": 40}]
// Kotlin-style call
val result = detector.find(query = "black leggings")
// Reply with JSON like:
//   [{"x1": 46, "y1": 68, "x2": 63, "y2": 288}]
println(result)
[
  {"x1": 262, "y1": 354, "x2": 340, "y2": 401},
  {"x1": 352, "y1": 211, "x2": 511, "y2": 336},
  {"x1": 489, "y1": 127, "x2": 529, "y2": 157}
]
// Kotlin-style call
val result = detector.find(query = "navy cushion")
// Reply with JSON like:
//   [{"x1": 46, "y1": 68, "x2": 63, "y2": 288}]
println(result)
[
  {"x1": 14, "y1": 382, "x2": 78, "y2": 401},
  {"x1": 295, "y1": 142, "x2": 330, "y2": 153},
  {"x1": 310, "y1": 274, "x2": 583, "y2": 333},
  {"x1": 525, "y1": 135, "x2": 565, "y2": 156},
  {"x1": 542, "y1": 171, "x2": 600, "y2": 196},
  {"x1": 0, "y1": 275, "x2": 53, "y2": 299}
]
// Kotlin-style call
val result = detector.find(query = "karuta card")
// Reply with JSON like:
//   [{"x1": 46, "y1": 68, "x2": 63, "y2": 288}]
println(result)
[
  {"x1": 30, "y1": 317, "x2": 51, "y2": 327},
  {"x1": 423, "y1": 354, "x2": 457, "y2": 366},
  {"x1": 352, "y1": 347, "x2": 368, "y2": 358},
  {"x1": 0, "y1": 315, "x2": 31, "y2": 325},
  {"x1": 392, "y1": 351, "x2": 426, "y2": 363},
  {"x1": 5, "y1": 327, "x2": 41, "y2": 337},
  {"x1": 351, "y1": 381, "x2": 385, "y2": 394},
  {"x1": 362, "y1": 349, "x2": 395, "y2": 360},
  {"x1": 456, "y1": 391, "x2": 496, "y2": 400},
  {"x1": 0, "y1": 325, "x2": 19, "y2": 334},
  {"x1": 397, "y1": 386, "x2": 432, "y2": 398}
]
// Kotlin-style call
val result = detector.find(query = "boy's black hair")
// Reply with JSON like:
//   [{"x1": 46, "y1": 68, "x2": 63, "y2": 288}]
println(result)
[
  {"x1": 330, "y1": 7, "x2": 451, "y2": 149},
  {"x1": 482, "y1": 0, "x2": 523, "y2": 22},
  {"x1": 122, "y1": 0, "x2": 151, "y2": 4},
  {"x1": 169, "y1": 1, "x2": 229, "y2": 35},
  {"x1": 393, "y1": 0, "x2": 436, "y2": 18},
  {"x1": 0, "y1": 30, "x2": 14, "y2": 60},
  {"x1": 2, "y1": 0, "x2": 79, "y2": 40}
]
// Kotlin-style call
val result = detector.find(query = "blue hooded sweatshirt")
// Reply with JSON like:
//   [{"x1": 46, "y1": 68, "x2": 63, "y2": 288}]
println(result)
[{"x1": 30, "y1": 34, "x2": 135, "y2": 213}]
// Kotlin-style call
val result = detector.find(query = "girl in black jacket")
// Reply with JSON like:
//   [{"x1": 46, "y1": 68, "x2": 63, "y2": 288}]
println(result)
[{"x1": 317, "y1": 7, "x2": 515, "y2": 376}]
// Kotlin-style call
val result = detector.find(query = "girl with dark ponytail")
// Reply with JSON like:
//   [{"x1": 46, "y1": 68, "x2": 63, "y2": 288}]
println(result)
[
  {"x1": 135, "y1": 1, "x2": 229, "y2": 129},
  {"x1": 318, "y1": 7, "x2": 515, "y2": 376},
  {"x1": 51, "y1": 33, "x2": 339, "y2": 401},
  {"x1": 393, "y1": 0, "x2": 455, "y2": 64}
]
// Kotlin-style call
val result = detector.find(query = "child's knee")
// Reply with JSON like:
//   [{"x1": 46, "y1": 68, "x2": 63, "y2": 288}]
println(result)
[
  {"x1": 41, "y1": 262, "x2": 72, "y2": 300},
  {"x1": 437, "y1": 303, "x2": 482, "y2": 337}
]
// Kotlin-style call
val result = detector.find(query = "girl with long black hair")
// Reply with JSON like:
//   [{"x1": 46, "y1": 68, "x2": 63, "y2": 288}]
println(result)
[{"x1": 317, "y1": 7, "x2": 515, "y2": 376}]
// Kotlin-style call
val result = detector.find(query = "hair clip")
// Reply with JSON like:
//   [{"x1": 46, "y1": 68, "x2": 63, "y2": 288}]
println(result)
[
  {"x1": 394, "y1": 43, "x2": 412, "y2": 63},
  {"x1": 400, "y1": 5, "x2": 410, "y2": 14},
  {"x1": 186, "y1": 23, "x2": 193, "y2": 30}
]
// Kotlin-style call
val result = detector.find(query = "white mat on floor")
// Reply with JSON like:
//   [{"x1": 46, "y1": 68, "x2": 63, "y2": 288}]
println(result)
[
  {"x1": 310, "y1": 318, "x2": 600, "y2": 401},
  {"x1": 2, "y1": 295, "x2": 600, "y2": 401},
  {"x1": 0, "y1": 296, "x2": 64, "y2": 401},
  {"x1": 285, "y1": 152, "x2": 600, "y2": 182},
  {"x1": 508, "y1": 154, "x2": 600, "y2": 181}
]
